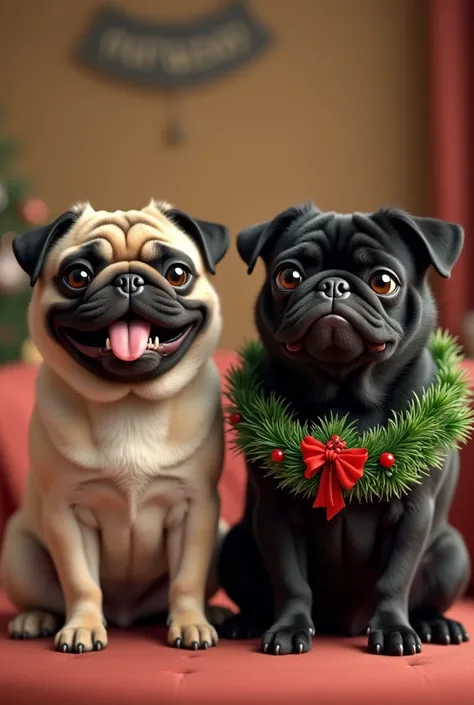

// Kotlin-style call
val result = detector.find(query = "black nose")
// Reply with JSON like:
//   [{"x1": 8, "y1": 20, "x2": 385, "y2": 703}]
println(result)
[
  {"x1": 114, "y1": 273, "x2": 145, "y2": 296},
  {"x1": 317, "y1": 277, "x2": 350, "y2": 300}
]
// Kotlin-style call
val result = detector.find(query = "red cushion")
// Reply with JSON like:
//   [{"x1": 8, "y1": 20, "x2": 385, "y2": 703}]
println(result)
[
  {"x1": 0, "y1": 589, "x2": 474, "y2": 705},
  {"x1": 0, "y1": 362, "x2": 35, "y2": 535}
]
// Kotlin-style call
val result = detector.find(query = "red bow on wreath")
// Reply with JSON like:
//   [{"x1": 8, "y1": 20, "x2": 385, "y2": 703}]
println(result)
[{"x1": 300, "y1": 435, "x2": 368, "y2": 520}]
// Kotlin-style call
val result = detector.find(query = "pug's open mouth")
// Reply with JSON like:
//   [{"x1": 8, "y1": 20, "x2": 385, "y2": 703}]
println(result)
[{"x1": 60, "y1": 319, "x2": 194, "y2": 361}]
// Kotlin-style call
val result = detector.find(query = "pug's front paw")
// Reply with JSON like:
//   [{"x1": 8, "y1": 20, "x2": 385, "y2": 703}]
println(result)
[
  {"x1": 411, "y1": 614, "x2": 469, "y2": 645},
  {"x1": 368, "y1": 624, "x2": 422, "y2": 656},
  {"x1": 54, "y1": 617, "x2": 107, "y2": 653},
  {"x1": 9, "y1": 610, "x2": 59, "y2": 639},
  {"x1": 261, "y1": 612, "x2": 314, "y2": 655},
  {"x1": 168, "y1": 609, "x2": 218, "y2": 650}
]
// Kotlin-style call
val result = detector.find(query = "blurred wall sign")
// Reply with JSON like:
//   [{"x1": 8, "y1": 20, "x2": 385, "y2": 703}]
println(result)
[{"x1": 77, "y1": 2, "x2": 273, "y2": 89}]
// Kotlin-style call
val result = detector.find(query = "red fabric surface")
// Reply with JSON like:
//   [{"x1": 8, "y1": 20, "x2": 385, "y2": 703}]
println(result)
[
  {"x1": 1, "y1": 588, "x2": 474, "y2": 705},
  {"x1": 1, "y1": 354, "x2": 474, "y2": 703}
]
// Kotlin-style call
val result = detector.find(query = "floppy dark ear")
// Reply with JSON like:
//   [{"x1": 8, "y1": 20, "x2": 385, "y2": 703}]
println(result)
[
  {"x1": 12, "y1": 210, "x2": 78, "y2": 286},
  {"x1": 237, "y1": 202, "x2": 319, "y2": 274},
  {"x1": 373, "y1": 208, "x2": 464, "y2": 278},
  {"x1": 166, "y1": 208, "x2": 230, "y2": 275}
]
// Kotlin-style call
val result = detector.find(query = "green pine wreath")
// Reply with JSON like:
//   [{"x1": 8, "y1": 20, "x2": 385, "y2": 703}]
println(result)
[{"x1": 226, "y1": 330, "x2": 474, "y2": 505}]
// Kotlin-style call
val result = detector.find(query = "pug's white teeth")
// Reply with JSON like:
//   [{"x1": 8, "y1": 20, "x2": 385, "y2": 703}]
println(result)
[
  {"x1": 106, "y1": 337, "x2": 111, "y2": 350},
  {"x1": 145, "y1": 337, "x2": 162, "y2": 351}
]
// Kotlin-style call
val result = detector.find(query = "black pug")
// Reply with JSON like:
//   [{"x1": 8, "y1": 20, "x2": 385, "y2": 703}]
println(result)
[{"x1": 218, "y1": 202, "x2": 471, "y2": 656}]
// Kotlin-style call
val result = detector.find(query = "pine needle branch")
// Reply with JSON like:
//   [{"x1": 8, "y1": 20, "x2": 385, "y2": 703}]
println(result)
[{"x1": 226, "y1": 330, "x2": 474, "y2": 505}]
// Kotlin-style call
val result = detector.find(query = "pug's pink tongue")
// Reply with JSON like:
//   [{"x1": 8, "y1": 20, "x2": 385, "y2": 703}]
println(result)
[{"x1": 108, "y1": 320, "x2": 151, "y2": 361}]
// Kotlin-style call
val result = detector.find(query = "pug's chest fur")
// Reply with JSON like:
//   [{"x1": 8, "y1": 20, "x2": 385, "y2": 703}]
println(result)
[
  {"x1": 35, "y1": 364, "x2": 220, "y2": 542},
  {"x1": 89, "y1": 397, "x2": 173, "y2": 476},
  {"x1": 60, "y1": 397, "x2": 205, "y2": 586},
  {"x1": 69, "y1": 395, "x2": 207, "y2": 516}
]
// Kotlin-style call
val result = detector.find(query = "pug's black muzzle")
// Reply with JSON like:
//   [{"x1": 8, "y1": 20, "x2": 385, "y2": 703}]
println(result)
[
  {"x1": 48, "y1": 266, "x2": 207, "y2": 383},
  {"x1": 274, "y1": 272, "x2": 403, "y2": 370}
]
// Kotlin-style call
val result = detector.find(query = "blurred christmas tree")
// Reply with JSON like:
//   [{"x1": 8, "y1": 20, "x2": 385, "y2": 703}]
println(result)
[{"x1": 0, "y1": 108, "x2": 49, "y2": 364}]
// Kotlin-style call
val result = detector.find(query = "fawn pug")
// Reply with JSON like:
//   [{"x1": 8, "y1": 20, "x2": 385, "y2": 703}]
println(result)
[{"x1": 0, "y1": 200, "x2": 230, "y2": 652}]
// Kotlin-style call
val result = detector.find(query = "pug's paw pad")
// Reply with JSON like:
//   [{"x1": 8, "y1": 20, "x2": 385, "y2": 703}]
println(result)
[
  {"x1": 412, "y1": 615, "x2": 469, "y2": 646},
  {"x1": 368, "y1": 625, "x2": 421, "y2": 656},
  {"x1": 9, "y1": 610, "x2": 58, "y2": 639},
  {"x1": 54, "y1": 621, "x2": 107, "y2": 653},
  {"x1": 168, "y1": 610, "x2": 218, "y2": 650},
  {"x1": 261, "y1": 613, "x2": 314, "y2": 655}
]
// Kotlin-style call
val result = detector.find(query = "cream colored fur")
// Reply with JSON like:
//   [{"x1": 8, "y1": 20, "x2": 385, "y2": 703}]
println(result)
[{"x1": 0, "y1": 201, "x2": 228, "y2": 651}]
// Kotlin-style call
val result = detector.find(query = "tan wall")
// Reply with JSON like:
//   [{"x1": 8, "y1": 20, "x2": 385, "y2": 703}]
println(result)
[{"x1": 0, "y1": 0, "x2": 429, "y2": 350}]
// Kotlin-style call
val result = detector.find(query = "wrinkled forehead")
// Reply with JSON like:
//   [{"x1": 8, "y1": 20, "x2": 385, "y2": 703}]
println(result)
[
  {"x1": 274, "y1": 213, "x2": 394, "y2": 263},
  {"x1": 51, "y1": 207, "x2": 202, "y2": 270}
]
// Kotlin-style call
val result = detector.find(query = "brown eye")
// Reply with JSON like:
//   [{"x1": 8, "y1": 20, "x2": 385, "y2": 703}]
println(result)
[
  {"x1": 369, "y1": 271, "x2": 399, "y2": 296},
  {"x1": 276, "y1": 267, "x2": 304, "y2": 291},
  {"x1": 165, "y1": 264, "x2": 190, "y2": 288},
  {"x1": 63, "y1": 267, "x2": 92, "y2": 290}
]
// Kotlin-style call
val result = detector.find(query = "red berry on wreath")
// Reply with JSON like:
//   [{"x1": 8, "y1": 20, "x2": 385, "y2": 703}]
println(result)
[
  {"x1": 230, "y1": 412, "x2": 241, "y2": 425},
  {"x1": 379, "y1": 452, "x2": 395, "y2": 468},
  {"x1": 271, "y1": 449, "x2": 285, "y2": 463}
]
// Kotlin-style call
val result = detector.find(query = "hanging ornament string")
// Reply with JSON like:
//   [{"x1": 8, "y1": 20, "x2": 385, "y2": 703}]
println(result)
[
  {"x1": 163, "y1": 89, "x2": 188, "y2": 147},
  {"x1": 226, "y1": 330, "x2": 474, "y2": 520}
]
